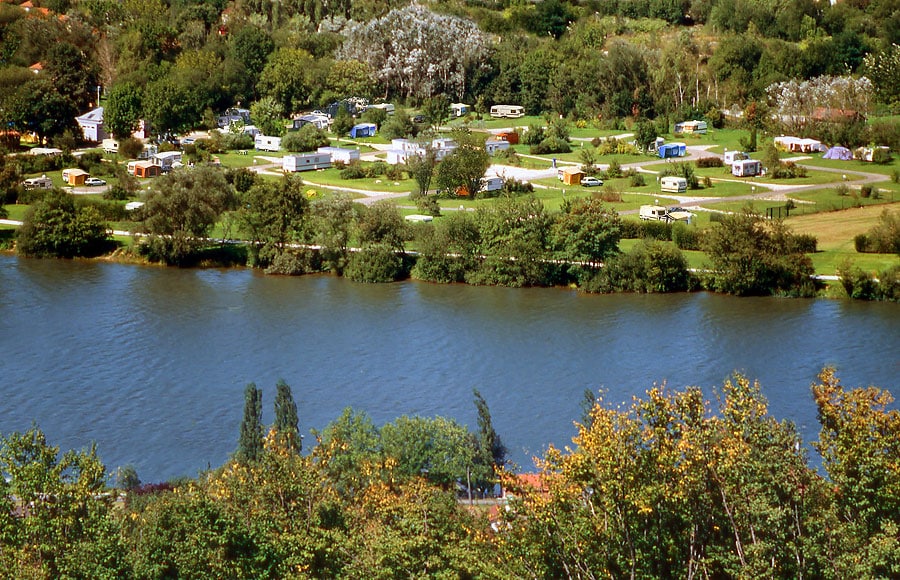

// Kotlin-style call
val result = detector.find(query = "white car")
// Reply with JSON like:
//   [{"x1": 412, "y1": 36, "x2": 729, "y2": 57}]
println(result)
[
  {"x1": 580, "y1": 176, "x2": 603, "y2": 187},
  {"x1": 84, "y1": 177, "x2": 107, "y2": 186}
]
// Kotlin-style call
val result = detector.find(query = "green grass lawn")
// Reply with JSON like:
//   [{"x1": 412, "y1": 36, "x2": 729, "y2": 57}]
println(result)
[
  {"x1": 797, "y1": 156, "x2": 900, "y2": 177},
  {"x1": 297, "y1": 168, "x2": 415, "y2": 194},
  {"x1": 3, "y1": 204, "x2": 29, "y2": 221}
]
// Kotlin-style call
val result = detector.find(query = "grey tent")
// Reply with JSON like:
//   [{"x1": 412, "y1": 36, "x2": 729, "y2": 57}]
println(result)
[{"x1": 823, "y1": 146, "x2": 852, "y2": 160}]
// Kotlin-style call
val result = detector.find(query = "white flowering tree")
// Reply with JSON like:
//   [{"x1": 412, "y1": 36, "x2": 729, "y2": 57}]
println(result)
[
  {"x1": 766, "y1": 75, "x2": 872, "y2": 134},
  {"x1": 863, "y1": 44, "x2": 900, "y2": 108},
  {"x1": 338, "y1": 5, "x2": 491, "y2": 100}
]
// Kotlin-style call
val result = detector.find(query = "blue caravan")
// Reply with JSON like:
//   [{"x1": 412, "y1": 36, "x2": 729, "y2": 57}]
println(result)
[
  {"x1": 349, "y1": 123, "x2": 377, "y2": 138},
  {"x1": 658, "y1": 142, "x2": 686, "y2": 158}
]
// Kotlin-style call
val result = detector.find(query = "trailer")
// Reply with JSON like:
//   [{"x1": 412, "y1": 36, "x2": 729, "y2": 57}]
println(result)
[
  {"x1": 255, "y1": 135, "x2": 282, "y2": 152},
  {"x1": 283, "y1": 153, "x2": 332, "y2": 172},
  {"x1": 490, "y1": 104, "x2": 525, "y2": 119},
  {"x1": 660, "y1": 176, "x2": 688, "y2": 193}
]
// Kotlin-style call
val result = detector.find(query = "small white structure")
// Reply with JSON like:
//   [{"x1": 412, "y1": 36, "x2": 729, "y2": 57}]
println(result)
[
  {"x1": 317, "y1": 146, "x2": 359, "y2": 164},
  {"x1": 732, "y1": 159, "x2": 762, "y2": 177},
  {"x1": 660, "y1": 176, "x2": 688, "y2": 193},
  {"x1": 153, "y1": 150, "x2": 183, "y2": 171},
  {"x1": 490, "y1": 104, "x2": 525, "y2": 118},
  {"x1": 854, "y1": 146, "x2": 891, "y2": 162},
  {"x1": 125, "y1": 201, "x2": 145, "y2": 211},
  {"x1": 23, "y1": 175, "x2": 53, "y2": 190},
  {"x1": 450, "y1": 103, "x2": 470, "y2": 117},
  {"x1": 366, "y1": 103, "x2": 395, "y2": 115},
  {"x1": 76, "y1": 107, "x2": 106, "y2": 142},
  {"x1": 29, "y1": 147, "x2": 62, "y2": 156},
  {"x1": 481, "y1": 176, "x2": 504, "y2": 192},
  {"x1": 405, "y1": 214, "x2": 434, "y2": 223},
  {"x1": 674, "y1": 120, "x2": 707, "y2": 134},
  {"x1": 102, "y1": 139, "x2": 119, "y2": 154},
  {"x1": 283, "y1": 153, "x2": 332, "y2": 172},
  {"x1": 255, "y1": 135, "x2": 282, "y2": 152},
  {"x1": 485, "y1": 137, "x2": 511, "y2": 156},
  {"x1": 723, "y1": 150, "x2": 747, "y2": 164}
]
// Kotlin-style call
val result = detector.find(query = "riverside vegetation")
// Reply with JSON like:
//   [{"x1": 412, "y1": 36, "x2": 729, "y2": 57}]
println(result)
[{"x1": 1, "y1": 369, "x2": 898, "y2": 578}]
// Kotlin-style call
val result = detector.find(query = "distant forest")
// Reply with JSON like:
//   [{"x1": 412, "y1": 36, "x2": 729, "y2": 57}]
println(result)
[{"x1": 0, "y1": 0, "x2": 898, "y2": 145}]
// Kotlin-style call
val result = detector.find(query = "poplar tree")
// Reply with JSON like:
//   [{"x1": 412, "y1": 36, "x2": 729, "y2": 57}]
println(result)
[
  {"x1": 236, "y1": 383, "x2": 263, "y2": 463},
  {"x1": 273, "y1": 379, "x2": 300, "y2": 453},
  {"x1": 473, "y1": 389, "x2": 506, "y2": 493}
]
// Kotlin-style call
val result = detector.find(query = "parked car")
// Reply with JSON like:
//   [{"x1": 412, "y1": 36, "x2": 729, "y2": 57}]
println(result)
[
  {"x1": 181, "y1": 137, "x2": 196, "y2": 145},
  {"x1": 580, "y1": 176, "x2": 603, "y2": 187},
  {"x1": 84, "y1": 177, "x2": 107, "y2": 186},
  {"x1": 413, "y1": 114, "x2": 427, "y2": 124}
]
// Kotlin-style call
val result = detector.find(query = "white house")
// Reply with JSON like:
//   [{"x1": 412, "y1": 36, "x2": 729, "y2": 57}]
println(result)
[
  {"x1": 153, "y1": 150, "x2": 183, "y2": 171},
  {"x1": 76, "y1": 107, "x2": 106, "y2": 142},
  {"x1": 283, "y1": 153, "x2": 332, "y2": 172},
  {"x1": 317, "y1": 146, "x2": 359, "y2": 164}
]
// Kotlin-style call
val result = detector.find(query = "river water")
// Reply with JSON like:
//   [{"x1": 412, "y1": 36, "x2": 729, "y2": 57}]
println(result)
[{"x1": 1, "y1": 254, "x2": 898, "y2": 482}]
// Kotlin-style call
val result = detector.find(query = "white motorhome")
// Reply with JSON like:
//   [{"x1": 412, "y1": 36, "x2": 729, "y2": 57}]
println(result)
[
  {"x1": 639, "y1": 205, "x2": 670, "y2": 221},
  {"x1": 255, "y1": 135, "x2": 282, "y2": 152},
  {"x1": 490, "y1": 104, "x2": 525, "y2": 119},
  {"x1": 660, "y1": 176, "x2": 688, "y2": 193},
  {"x1": 23, "y1": 175, "x2": 53, "y2": 190}
]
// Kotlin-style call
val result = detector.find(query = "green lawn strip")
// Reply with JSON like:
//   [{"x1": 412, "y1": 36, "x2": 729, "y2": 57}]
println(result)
[
  {"x1": 448, "y1": 115, "x2": 543, "y2": 131},
  {"x1": 3, "y1": 204, "x2": 29, "y2": 221},
  {"x1": 299, "y1": 168, "x2": 415, "y2": 193},
  {"x1": 810, "y1": 250, "x2": 899, "y2": 277},
  {"x1": 786, "y1": 187, "x2": 897, "y2": 214},
  {"x1": 798, "y1": 156, "x2": 900, "y2": 177}
]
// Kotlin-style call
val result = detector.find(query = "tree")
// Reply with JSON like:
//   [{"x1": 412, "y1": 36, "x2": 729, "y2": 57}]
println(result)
[
  {"x1": 249, "y1": 96, "x2": 285, "y2": 137},
  {"x1": 356, "y1": 200, "x2": 407, "y2": 253},
  {"x1": 238, "y1": 173, "x2": 308, "y2": 267},
  {"x1": 703, "y1": 210, "x2": 815, "y2": 296},
  {"x1": 282, "y1": 123, "x2": 329, "y2": 152},
  {"x1": 139, "y1": 167, "x2": 237, "y2": 265},
  {"x1": 313, "y1": 408, "x2": 384, "y2": 496},
  {"x1": 324, "y1": 59, "x2": 375, "y2": 100},
  {"x1": 338, "y1": 5, "x2": 491, "y2": 100},
  {"x1": 236, "y1": 383, "x2": 263, "y2": 463},
  {"x1": 527, "y1": 0, "x2": 575, "y2": 39},
  {"x1": 103, "y1": 82, "x2": 143, "y2": 139},
  {"x1": 331, "y1": 105, "x2": 354, "y2": 137},
  {"x1": 435, "y1": 129, "x2": 489, "y2": 198},
  {"x1": 17, "y1": 190, "x2": 109, "y2": 258},
  {"x1": 634, "y1": 118, "x2": 658, "y2": 153},
  {"x1": 551, "y1": 196, "x2": 622, "y2": 268},
  {"x1": 0, "y1": 426, "x2": 126, "y2": 578},
  {"x1": 405, "y1": 147, "x2": 436, "y2": 197},
  {"x1": 473, "y1": 389, "x2": 506, "y2": 493},
  {"x1": 380, "y1": 416, "x2": 476, "y2": 487},
  {"x1": 308, "y1": 193, "x2": 355, "y2": 273},
  {"x1": 273, "y1": 379, "x2": 300, "y2": 453},
  {"x1": 257, "y1": 47, "x2": 318, "y2": 113},
  {"x1": 420, "y1": 95, "x2": 450, "y2": 130}
]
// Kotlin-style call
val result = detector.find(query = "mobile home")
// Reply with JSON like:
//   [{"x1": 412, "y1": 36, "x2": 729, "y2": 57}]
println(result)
[
  {"x1": 490, "y1": 104, "x2": 525, "y2": 119},
  {"x1": 723, "y1": 150, "x2": 747, "y2": 164},
  {"x1": 674, "y1": 120, "x2": 708, "y2": 135},
  {"x1": 732, "y1": 159, "x2": 762, "y2": 177},
  {"x1": 366, "y1": 103, "x2": 395, "y2": 115},
  {"x1": 283, "y1": 153, "x2": 332, "y2": 172},
  {"x1": 255, "y1": 135, "x2": 282, "y2": 152},
  {"x1": 481, "y1": 176, "x2": 504, "y2": 193},
  {"x1": 317, "y1": 146, "x2": 359, "y2": 164},
  {"x1": 660, "y1": 176, "x2": 688, "y2": 193}
]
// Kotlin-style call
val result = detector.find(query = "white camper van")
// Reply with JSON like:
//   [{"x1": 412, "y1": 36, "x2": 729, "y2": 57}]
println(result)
[
  {"x1": 23, "y1": 175, "x2": 53, "y2": 190},
  {"x1": 660, "y1": 176, "x2": 688, "y2": 193},
  {"x1": 639, "y1": 205, "x2": 670, "y2": 221}
]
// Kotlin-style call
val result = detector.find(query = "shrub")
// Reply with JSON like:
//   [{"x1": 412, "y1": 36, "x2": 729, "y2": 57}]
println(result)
[
  {"x1": 834, "y1": 184, "x2": 851, "y2": 196},
  {"x1": 522, "y1": 124, "x2": 545, "y2": 146},
  {"x1": 696, "y1": 156, "x2": 724, "y2": 168},
  {"x1": 582, "y1": 240, "x2": 692, "y2": 293},
  {"x1": 860, "y1": 184, "x2": 873, "y2": 198},
  {"x1": 793, "y1": 234, "x2": 818, "y2": 254},
  {"x1": 854, "y1": 233, "x2": 869, "y2": 253},
  {"x1": 415, "y1": 195, "x2": 441, "y2": 216},
  {"x1": 597, "y1": 188, "x2": 622, "y2": 203},
  {"x1": 282, "y1": 125, "x2": 330, "y2": 152},
  {"x1": 341, "y1": 162, "x2": 367, "y2": 179},
  {"x1": 344, "y1": 243, "x2": 405, "y2": 283},
  {"x1": 384, "y1": 165, "x2": 404, "y2": 181},
  {"x1": 530, "y1": 137, "x2": 570, "y2": 155},
  {"x1": 672, "y1": 223, "x2": 703, "y2": 250},
  {"x1": 630, "y1": 173, "x2": 646, "y2": 187},
  {"x1": 367, "y1": 161, "x2": 389, "y2": 178}
]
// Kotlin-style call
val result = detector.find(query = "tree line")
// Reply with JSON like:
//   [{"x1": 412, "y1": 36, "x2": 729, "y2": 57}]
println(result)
[{"x1": 1, "y1": 368, "x2": 898, "y2": 578}]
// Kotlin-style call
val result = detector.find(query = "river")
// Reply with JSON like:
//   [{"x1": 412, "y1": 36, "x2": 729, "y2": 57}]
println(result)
[{"x1": 1, "y1": 254, "x2": 897, "y2": 482}]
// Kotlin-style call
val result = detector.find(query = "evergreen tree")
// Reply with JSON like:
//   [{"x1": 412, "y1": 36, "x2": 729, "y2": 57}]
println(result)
[
  {"x1": 236, "y1": 383, "x2": 263, "y2": 463},
  {"x1": 473, "y1": 389, "x2": 506, "y2": 494},
  {"x1": 273, "y1": 379, "x2": 300, "y2": 453}
]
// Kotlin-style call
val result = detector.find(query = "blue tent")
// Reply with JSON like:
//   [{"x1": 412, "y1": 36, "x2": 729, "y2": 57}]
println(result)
[
  {"x1": 658, "y1": 143, "x2": 686, "y2": 158},
  {"x1": 349, "y1": 123, "x2": 377, "y2": 138}
]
